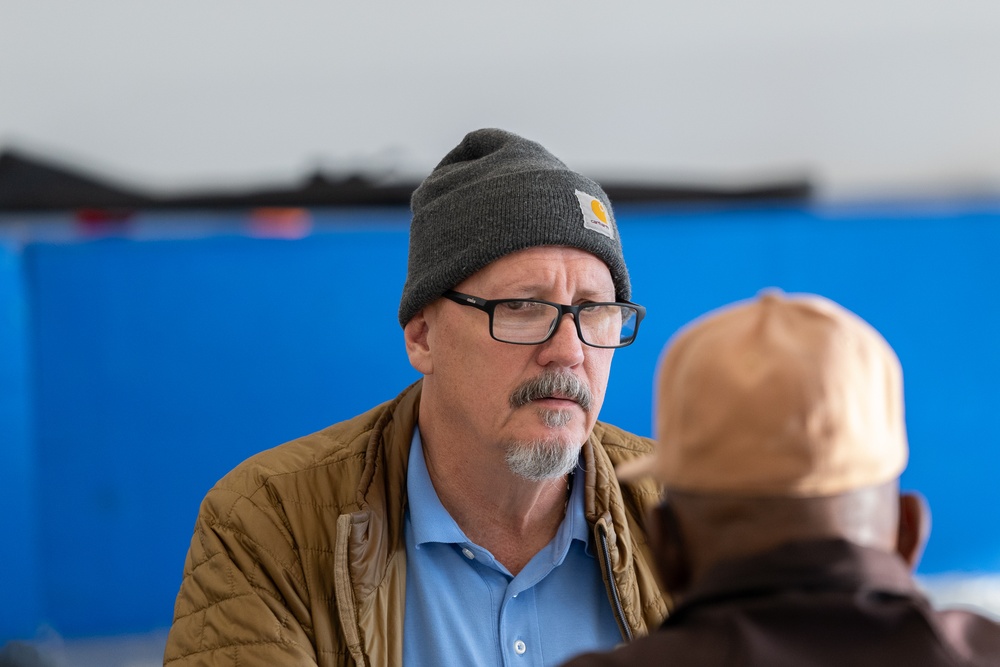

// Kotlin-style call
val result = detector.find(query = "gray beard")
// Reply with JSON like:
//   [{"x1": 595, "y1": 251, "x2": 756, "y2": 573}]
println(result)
[{"x1": 504, "y1": 407, "x2": 582, "y2": 480}]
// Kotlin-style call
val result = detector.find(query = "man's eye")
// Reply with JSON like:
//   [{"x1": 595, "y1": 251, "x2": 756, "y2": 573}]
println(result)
[{"x1": 499, "y1": 301, "x2": 548, "y2": 315}]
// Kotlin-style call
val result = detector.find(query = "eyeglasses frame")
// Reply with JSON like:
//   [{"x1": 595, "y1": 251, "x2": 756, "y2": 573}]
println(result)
[{"x1": 441, "y1": 289, "x2": 646, "y2": 349}]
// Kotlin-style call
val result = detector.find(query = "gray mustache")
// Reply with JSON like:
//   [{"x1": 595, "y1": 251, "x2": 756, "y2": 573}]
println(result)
[{"x1": 509, "y1": 372, "x2": 593, "y2": 412}]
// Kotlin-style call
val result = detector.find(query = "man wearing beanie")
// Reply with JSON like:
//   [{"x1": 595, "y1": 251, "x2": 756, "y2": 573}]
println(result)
[
  {"x1": 563, "y1": 290, "x2": 1000, "y2": 667},
  {"x1": 165, "y1": 128, "x2": 669, "y2": 666}
]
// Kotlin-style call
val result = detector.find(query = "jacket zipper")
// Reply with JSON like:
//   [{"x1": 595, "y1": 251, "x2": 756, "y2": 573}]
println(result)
[{"x1": 598, "y1": 522, "x2": 633, "y2": 642}]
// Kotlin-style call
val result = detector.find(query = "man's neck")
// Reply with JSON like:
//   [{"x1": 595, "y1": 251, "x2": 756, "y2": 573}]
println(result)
[{"x1": 420, "y1": 436, "x2": 573, "y2": 575}]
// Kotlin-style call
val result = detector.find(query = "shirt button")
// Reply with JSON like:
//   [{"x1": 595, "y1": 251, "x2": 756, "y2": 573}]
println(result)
[
  {"x1": 514, "y1": 640, "x2": 526, "y2": 655},
  {"x1": 461, "y1": 548, "x2": 475, "y2": 560}
]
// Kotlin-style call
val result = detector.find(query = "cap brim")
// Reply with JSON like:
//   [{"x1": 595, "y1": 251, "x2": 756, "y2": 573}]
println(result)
[{"x1": 614, "y1": 454, "x2": 658, "y2": 483}]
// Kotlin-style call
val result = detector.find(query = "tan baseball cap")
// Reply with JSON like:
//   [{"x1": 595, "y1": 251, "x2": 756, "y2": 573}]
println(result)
[{"x1": 617, "y1": 289, "x2": 908, "y2": 496}]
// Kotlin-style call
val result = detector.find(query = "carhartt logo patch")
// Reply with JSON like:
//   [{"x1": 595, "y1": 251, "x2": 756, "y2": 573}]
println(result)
[{"x1": 574, "y1": 190, "x2": 613, "y2": 239}]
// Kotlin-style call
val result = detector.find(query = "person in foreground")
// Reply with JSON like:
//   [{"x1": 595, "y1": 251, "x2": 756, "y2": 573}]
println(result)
[
  {"x1": 164, "y1": 128, "x2": 669, "y2": 666},
  {"x1": 562, "y1": 289, "x2": 1000, "y2": 667}
]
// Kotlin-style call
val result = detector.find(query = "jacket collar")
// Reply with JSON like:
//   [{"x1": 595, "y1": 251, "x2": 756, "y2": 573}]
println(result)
[{"x1": 674, "y1": 538, "x2": 923, "y2": 618}]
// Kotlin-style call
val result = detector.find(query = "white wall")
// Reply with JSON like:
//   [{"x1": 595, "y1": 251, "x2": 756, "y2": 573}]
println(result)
[{"x1": 3, "y1": 0, "x2": 999, "y2": 199}]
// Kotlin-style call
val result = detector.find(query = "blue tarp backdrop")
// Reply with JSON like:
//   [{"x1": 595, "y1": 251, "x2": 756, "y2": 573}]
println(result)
[{"x1": 2, "y1": 200, "x2": 999, "y2": 642}]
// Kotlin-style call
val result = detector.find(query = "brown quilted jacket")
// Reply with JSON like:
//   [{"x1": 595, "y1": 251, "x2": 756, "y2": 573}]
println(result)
[{"x1": 164, "y1": 381, "x2": 669, "y2": 666}]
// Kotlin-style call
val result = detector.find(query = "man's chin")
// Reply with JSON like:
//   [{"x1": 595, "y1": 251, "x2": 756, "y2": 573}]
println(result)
[
  {"x1": 503, "y1": 437, "x2": 584, "y2": 481},
  {"x1": 505, "y1": 407, "x2": 593, "y2": 449},
  {"x1": 522, "y1": 425, "x2": 587, "y2": 449}
]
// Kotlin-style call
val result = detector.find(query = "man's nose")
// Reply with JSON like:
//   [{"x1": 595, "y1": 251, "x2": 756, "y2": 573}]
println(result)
[{"x1": 537, "y1": 314, "x2": 586, "y2": 367}]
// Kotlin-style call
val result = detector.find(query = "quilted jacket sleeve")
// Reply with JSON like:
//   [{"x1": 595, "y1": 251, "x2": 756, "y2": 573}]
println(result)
[{"x1": 164, "y1": 484, "x2": 318, "y2": 666}]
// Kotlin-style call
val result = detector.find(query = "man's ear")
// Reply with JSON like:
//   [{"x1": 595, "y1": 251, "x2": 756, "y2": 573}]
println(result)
[
  {"x1": 897, "y1": 491, "x2": 931, "y2": 570},
  {"x1": 403, "y1": 310, "x2": 433, "y2": 374},
  {"x1": 651, "y1": 501, "x2": 691, "y2": 598}
]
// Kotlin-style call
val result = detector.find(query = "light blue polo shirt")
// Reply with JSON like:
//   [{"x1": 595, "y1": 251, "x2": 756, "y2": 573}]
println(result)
[{"x1": 402, "y1": 429, "x2": 622, "y2": 666}]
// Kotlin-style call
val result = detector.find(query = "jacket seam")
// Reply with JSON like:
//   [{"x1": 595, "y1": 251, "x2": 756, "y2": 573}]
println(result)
[{"x1": 194, "y1": 522, "x2": 307, "y2": 591}]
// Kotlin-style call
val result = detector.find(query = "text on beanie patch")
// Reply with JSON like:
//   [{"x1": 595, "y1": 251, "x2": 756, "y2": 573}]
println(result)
[{"x1": 574, "y1": 190, "x2": 614, "y2": 239}]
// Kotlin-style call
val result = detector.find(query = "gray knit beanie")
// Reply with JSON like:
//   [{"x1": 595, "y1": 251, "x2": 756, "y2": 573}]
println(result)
[{"x1": 398, "y1": 128, "x2": 630, "y2": 327}]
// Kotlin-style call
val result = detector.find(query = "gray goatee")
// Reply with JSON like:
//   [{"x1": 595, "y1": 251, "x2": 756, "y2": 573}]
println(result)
[{"x1": 505, "y1": 371, "x2": 593, "y2": 480}]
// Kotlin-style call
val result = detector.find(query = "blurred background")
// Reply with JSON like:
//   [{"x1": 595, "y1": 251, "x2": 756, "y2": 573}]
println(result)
[{"x1": 2, "y1": 1, "x2": 1000, "y2": 665}]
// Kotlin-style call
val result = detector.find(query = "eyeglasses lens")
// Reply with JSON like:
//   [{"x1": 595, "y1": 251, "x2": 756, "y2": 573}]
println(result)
[{"x1": 491, "y1": 301, "x2": 637, "y2": 347}]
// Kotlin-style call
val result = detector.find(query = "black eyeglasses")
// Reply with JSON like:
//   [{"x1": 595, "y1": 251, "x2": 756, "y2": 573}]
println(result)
[{"x1": 442, "y1": 290, "x2": 646, "y2": 348}]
